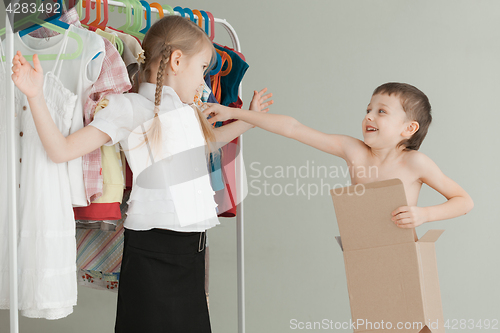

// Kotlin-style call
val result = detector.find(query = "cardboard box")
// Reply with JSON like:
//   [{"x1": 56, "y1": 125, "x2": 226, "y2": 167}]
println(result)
[{"x1": 330, "y1": 178, "x2": 445, "y2": 333}]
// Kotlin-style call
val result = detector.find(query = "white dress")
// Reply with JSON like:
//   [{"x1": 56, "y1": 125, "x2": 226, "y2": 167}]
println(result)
[{"x1": 0, "y1": 30, "x2": 78, "y2": 319}]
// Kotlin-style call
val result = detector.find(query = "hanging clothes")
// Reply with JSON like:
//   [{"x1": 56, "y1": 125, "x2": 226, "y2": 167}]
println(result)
[
  {"x1": 0, "y1": 25, "x2": 106, "y2": 319},
  {"x1": 214, "y1": 44, "x2": 249, "y2": 106},
  {"x1": 74, "y1": 98, "x2": 125, "y2": 223},
  {"x1": 105, "y1": 27, "x2": 145, "y2": 64},
  {"x1": 30, "y1": 7, "x2": 131, "y2": 205},
  {"x1": 208, "y1": 44, "x2": 248, "y2": 217}
]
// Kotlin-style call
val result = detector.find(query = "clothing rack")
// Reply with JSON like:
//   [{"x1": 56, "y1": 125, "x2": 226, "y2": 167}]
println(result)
[{"x1": 5, "y1": 3, "x2": 246, "y2": 332}]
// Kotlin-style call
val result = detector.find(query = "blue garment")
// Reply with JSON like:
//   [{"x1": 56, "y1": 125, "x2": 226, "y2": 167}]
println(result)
[
  {"x1": 214, "y1": 44, "x2": 249, "y2": 106},
  {"x1": 203, "y1": 74, "x2": 224, "y2": 192}
]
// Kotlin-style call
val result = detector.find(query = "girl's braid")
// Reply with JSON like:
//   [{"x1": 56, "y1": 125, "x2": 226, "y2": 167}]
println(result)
[{"x1": 154, "y1": 44, "x2": 172, "y2": 114}]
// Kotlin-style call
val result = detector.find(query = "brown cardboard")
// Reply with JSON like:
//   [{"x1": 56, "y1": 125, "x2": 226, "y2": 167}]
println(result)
[{"x1": 330, "y1": 178, "x2": 445, "y2": 333}]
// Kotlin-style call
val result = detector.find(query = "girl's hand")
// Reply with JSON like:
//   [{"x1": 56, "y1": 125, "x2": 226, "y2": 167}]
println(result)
[
  {"x1": 248, "y1": 88, "x2": 274, "y2": 128},
  {"x1": 202, "y1": 104, "x2": 234, "y2": 125},
  {"x1": 391, "y1": 206, "x2": 428, "y2": 228},
  {"x1": 11, "y1": 51, "x2": 44, "y2": 99}
]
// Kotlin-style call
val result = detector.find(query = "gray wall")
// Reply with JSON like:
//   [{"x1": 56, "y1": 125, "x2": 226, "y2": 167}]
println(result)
[{"x1": 1, "y1": 0, "x2": 499, "y2": 332}]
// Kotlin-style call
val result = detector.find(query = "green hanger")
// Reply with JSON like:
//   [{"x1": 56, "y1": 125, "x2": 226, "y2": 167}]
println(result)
[
  {"x1": 1, "y1": 18, "x2": 83, "y2": 62},
  {"x1": 0, "y1": 0, "x2": 45, "y2": 36},
  {"x1": 115, "y1": 0, "x2": 144, "y2": 39},
  {"x1": 115, "y1": 35, "x2": 124, "y2": 55}
]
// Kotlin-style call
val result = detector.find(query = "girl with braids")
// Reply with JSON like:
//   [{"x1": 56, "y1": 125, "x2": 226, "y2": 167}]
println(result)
[{"x1": 11, "y1": 15, "x2": 272, "y2": 332}]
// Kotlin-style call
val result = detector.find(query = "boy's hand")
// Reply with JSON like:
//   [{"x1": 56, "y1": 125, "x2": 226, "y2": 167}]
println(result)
[
  {"x1": 11, "y1": 51, "x2": 44, "y2": 99},
  {"x1": 203, "y1": 104, "x2": 234, "y2": 125},
  {"x1": 391, "y1": 206, "x2": 428, "y2": 228},
  {"x1": 248, "y1": 88, "x2": 274, "y2": 128}
]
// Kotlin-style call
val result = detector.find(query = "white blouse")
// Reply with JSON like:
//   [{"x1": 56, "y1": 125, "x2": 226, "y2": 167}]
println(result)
[{"x1": 89, "y1": 83, "x2": 220, "y2": 232}]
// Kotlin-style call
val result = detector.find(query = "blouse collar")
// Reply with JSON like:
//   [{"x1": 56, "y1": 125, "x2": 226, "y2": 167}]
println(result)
[{"x1": 138, "y1": 82, "x2": 186, "y2": 110}]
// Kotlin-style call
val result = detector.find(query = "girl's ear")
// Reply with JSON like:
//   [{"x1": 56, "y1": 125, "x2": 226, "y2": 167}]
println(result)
[{"x1": 169, "y1": 49, "x2": 183, "y2": 72}]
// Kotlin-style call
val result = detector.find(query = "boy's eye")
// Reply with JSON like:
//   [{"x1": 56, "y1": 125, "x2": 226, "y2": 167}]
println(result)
[{"x1": 379, "y1": 109, "x2": 386, "y2": 114}]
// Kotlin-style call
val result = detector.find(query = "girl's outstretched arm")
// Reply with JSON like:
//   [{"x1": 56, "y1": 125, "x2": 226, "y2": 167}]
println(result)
[
  {"x1": 203, "y1": 103, "x2": 366, "y2": 161},
  {"x1": 11, "y1": 51, "x2": 110, "y2": 163}
]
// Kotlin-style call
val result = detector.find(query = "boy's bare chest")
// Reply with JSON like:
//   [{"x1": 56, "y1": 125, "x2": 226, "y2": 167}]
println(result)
[{"x1": 347, "y1": 161, "x2": 422, "y2": 206}]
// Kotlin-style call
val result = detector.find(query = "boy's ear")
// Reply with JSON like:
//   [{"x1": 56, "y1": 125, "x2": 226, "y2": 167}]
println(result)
[{"x1": 403, "y1": 121, "x2": 419, "y2": 137}]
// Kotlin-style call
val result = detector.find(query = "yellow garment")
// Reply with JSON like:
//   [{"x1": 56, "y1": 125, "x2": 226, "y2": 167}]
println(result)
[
  {"x1": 95, "y1": 28, "x2": 116, "y2": 46},
  {"x1": 91, "y1": 98, "x2": 125, "y2": 204}
]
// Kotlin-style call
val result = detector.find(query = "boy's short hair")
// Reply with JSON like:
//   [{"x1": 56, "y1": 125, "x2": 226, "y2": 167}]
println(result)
[{"x1": 373, "y1": 82, "x2": 432, "y2": 151}]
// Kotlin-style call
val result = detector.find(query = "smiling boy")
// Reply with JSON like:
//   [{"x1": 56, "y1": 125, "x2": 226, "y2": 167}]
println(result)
[{"x1": 203, "y1": 82, "x2": 474, "y2": 227}]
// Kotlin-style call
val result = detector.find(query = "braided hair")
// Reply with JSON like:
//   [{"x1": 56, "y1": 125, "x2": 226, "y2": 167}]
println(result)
[{"x1": 138, "y1": 15, "x2": 217, "y2": 158}]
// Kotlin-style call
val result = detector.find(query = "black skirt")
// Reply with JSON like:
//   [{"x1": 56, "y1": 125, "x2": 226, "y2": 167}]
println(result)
[{"x1": 115, "y1": 228, "x2": 211, "y2": 333}]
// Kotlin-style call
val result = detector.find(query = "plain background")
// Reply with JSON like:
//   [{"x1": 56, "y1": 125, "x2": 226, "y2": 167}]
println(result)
[{"x1": 1, "y1": 0, "x2": 499, "y2": 332}]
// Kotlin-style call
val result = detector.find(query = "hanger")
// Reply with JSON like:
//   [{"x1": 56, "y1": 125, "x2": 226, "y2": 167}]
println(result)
[
  {"x1": 88, "y1": 0, "x2": 109, "y2": 30},
  {"x1": 88, "y1": 0, "x2": 102, "y2": 27},
  {"x1": 182, "y1": 7, "x2": 195, "y2": 22},
  {"x1": 173, "y1": 6, "x2": 185, "y2": 19},
  {"x1": 139, "y1": 0, "x2": 151, "y2": 33},
  {"x1": 217, "y1": 49, "x2": 232, "y2": 76},
  {"x1": 161, "y1": 4, "x2": 174, "y2": 15},
  {"x1": 4, "y1": 18, "x2": 83, "y2": 62},
  {"x1": 130, "y1": 0, "x2": 146, "y2": 39},
  {"x1": 200, "y1": 10, "x2": 210, "y2": 34},
  {"x1": 19, "y1": 0, "x2": 70, "y2": 37},
  {"x1": 192, "y1": 10, "x2": 203, "y2": 29},
  {"x1": 148, "y1": 3, "x2": 164, "y2": 19},
  {"x1": 205, "y1": 11, "x2": 215, "y2": 41},
  {"x1": 80, "y1": 0, "x2": 92, "y2": 26},
  {"x1": 0, "y1": 0, "x2": 59, "y2": 36},
  {"x1": 116, "y1": 0, "x2": 144, "y2": 39}
]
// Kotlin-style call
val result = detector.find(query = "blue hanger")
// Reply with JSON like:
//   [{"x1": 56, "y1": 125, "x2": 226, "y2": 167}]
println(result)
[
  {"x1": 209, "y1": 52, "x2": 222, "y2": 76},
  {"x1": 173, "y1": 6, "x2": 185, "y2": 19},
  {"x1": 19, "y1": 0, "x2": 69, "y2": 37},
  {"x1": 182, "y1": 7, "x2": 195, "y2": 22},
  {"x1": 139, "y1": 0, "x2": 151, "y2": 33},
  {"x1": 200, "y1": 10, "x2": 209, "y2": 34}
]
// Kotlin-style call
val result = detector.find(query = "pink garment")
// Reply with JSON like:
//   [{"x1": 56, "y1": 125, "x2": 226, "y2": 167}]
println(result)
[
  {"x1": 82, "y1": 38, "x2": 131, "y2": 202},
  {"x1": 29, "y1": 8, "x2": 132, "y2": 203}
]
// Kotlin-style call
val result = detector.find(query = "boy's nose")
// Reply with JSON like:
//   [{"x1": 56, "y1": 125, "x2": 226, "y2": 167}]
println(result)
[{"x1": 365, "y1": 113, "x2": 374, "y2": 121}]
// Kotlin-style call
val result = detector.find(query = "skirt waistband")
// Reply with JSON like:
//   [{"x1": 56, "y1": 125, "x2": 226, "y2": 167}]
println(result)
[{"x1": 125, "y1": 228, "x2": 206, "y2": 254}]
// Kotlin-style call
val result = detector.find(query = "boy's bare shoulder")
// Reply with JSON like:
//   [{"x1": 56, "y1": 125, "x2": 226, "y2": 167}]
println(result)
[
  {"x1": 404, "y1": 150, "x2": 433, "y2": 166},
  {"x1": 403, "y1": 150, "x2": 441, "y2": 181},
  {"x1": 340, "y1": 136, "x2": 372, "y2": 161}
]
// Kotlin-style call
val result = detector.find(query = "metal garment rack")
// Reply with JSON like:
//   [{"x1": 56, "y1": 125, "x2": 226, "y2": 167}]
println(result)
[{"x1": 6, "y1": 3, "x2": 246, "y2": 333}]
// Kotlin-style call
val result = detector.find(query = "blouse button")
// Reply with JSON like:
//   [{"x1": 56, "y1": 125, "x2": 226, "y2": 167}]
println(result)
[
  {"x1": 22, "y1": 106, "x2": 27, "y2": 111},
  {"x1": 19, "y1": 131, "x2": 23, "y2": 137},
  {"x1": 194, "y1": 167, "x2": 199, "y2": 172},
  {"x1": 197, "y1": 190, "x2": 202, "y2": 194},
  {"x1": 19, "y1": 158, "x2": 22, "y2": 163}
]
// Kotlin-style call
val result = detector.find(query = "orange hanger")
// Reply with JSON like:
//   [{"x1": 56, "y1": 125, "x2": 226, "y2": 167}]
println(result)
[
  {"x1": 88, "y1": 0, "x2": 102, "y2": 27},
  {"x1": 192, "y1": 10, "x2": 203, "y2": 29},
  {"x1": 147, "y1": 2, "x2": 164, "y2": 19},
  {"x1": 216, "y1": 50, "x2": 232, "y2": 76}
]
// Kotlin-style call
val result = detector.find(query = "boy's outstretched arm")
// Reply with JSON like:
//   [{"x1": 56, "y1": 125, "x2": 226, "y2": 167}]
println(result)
[
  {"x1": 391, "y1": 152, "x2": 474, "y2": 228},
  {"x1": 205, "y1": 88, "x2": 273, "y2": 151},
  {"x1": 203, "y1": 103, "x2": 366, "y2": 161}
]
